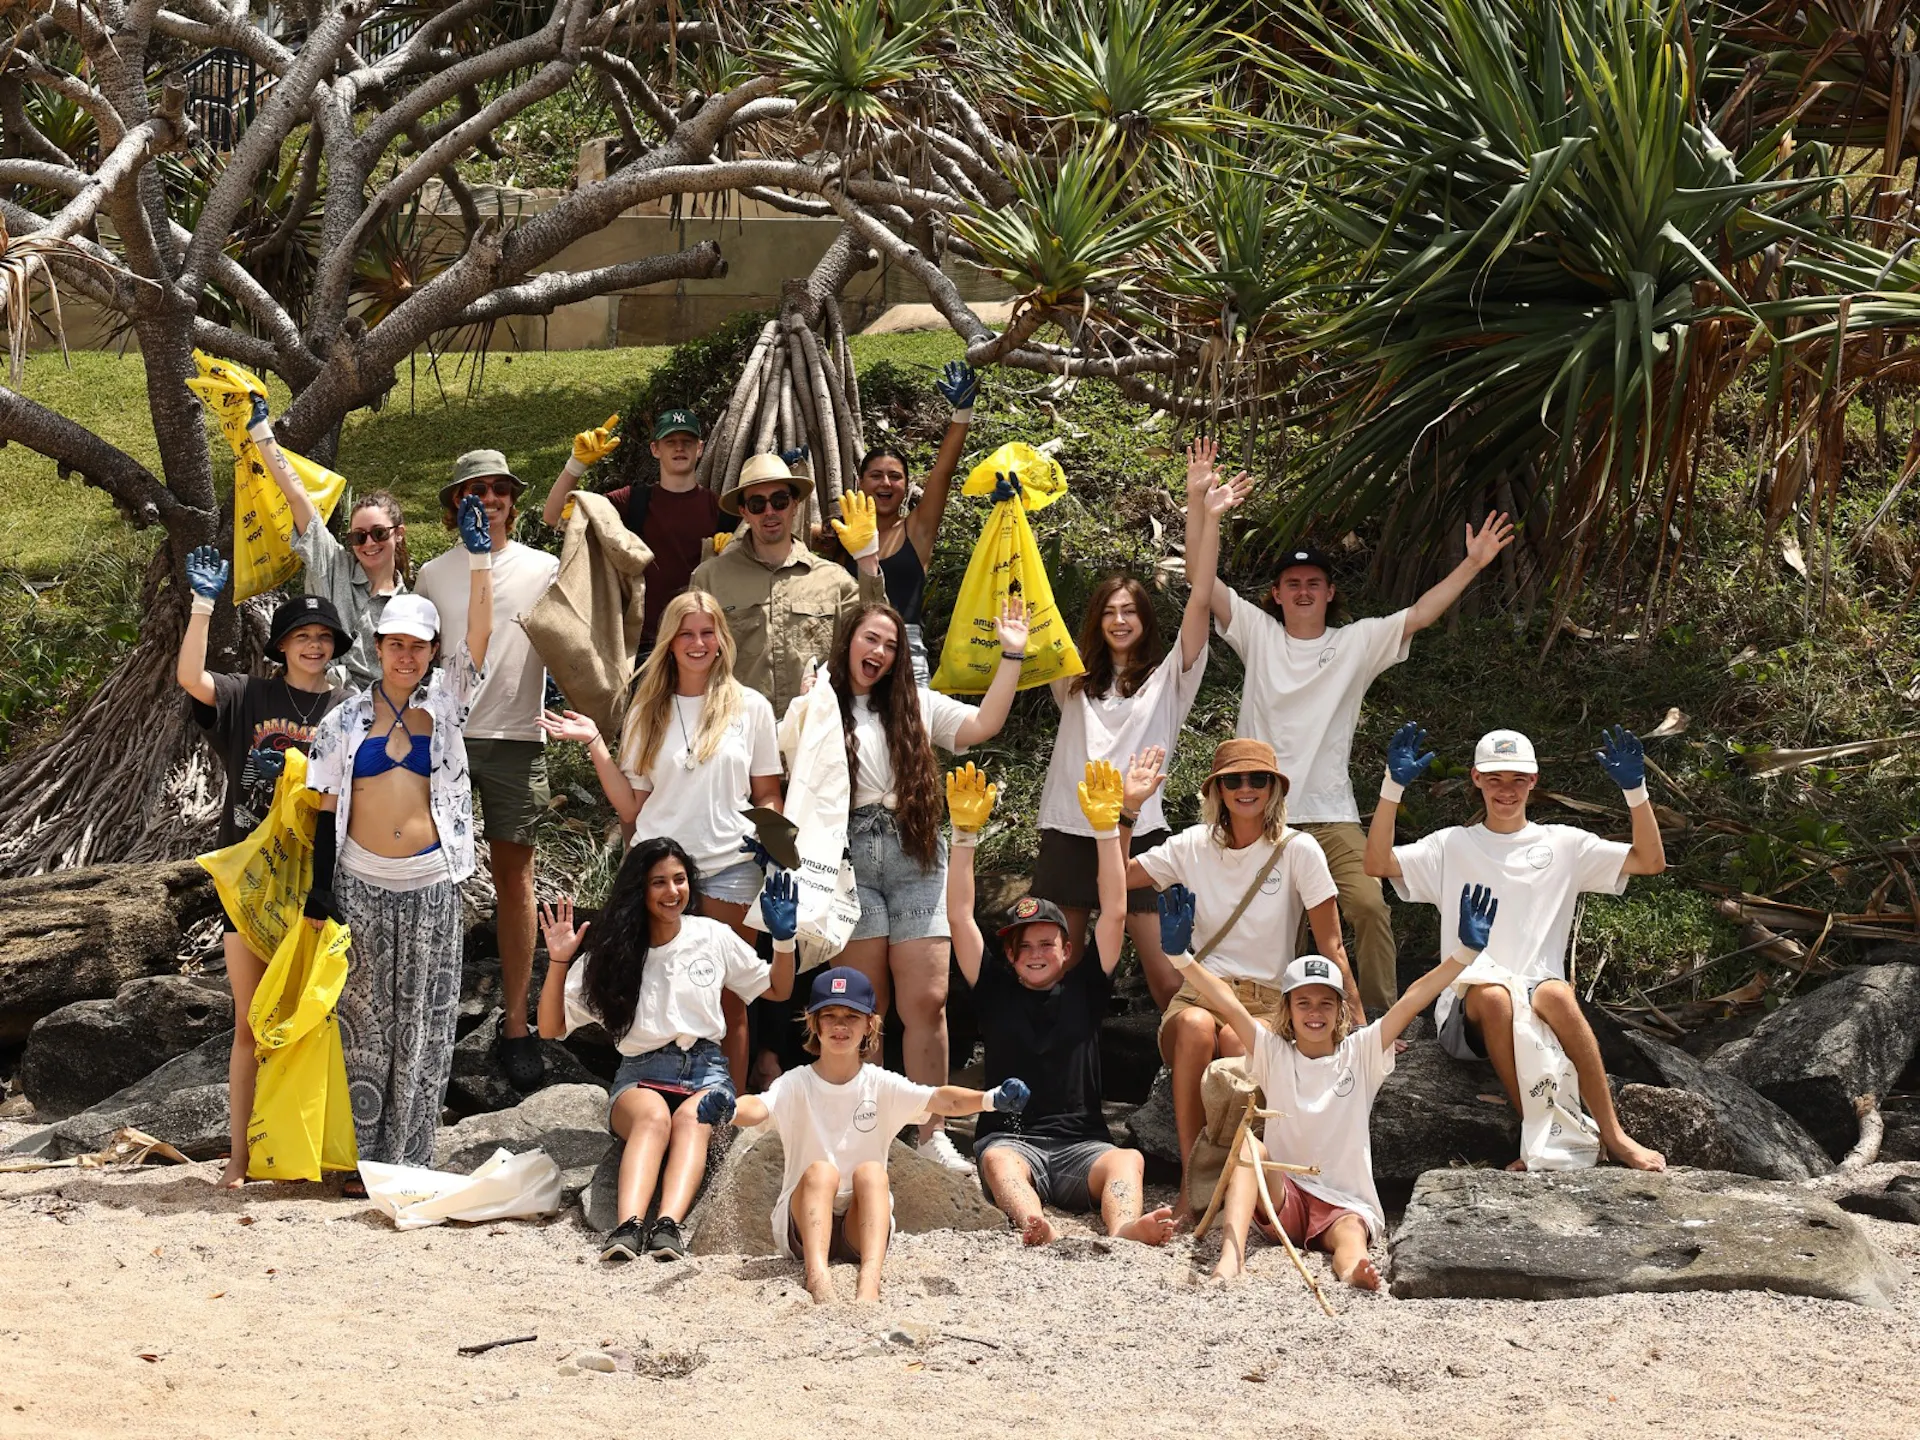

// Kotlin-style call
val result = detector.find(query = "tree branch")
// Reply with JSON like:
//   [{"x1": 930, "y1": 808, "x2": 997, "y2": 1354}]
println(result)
[
  {"x1": 448, "y1": 241, "x2": 726, "y2": 326},
  {"x1": 0, "y1": 386, "x2": 189, "y2": 529}
]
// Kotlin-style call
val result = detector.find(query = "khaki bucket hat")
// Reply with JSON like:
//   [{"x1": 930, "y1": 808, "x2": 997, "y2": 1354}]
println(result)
[
  {"x1": 719, "y1": 452, "x2": 815, "y2": 516},
  {"x1": 439, "y1": 448, "x2": 524, "y2": 508}
]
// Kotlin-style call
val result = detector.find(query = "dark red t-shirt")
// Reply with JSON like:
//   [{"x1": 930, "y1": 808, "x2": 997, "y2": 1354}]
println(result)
[{"x1": 605, "y1": 483, "x2": 723, "y2": 646}]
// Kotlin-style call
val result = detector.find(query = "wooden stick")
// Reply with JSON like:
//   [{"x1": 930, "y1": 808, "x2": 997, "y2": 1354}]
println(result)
[
  {"x1": 1254, "y1": 1159, "x2": 1321, "y2": 1177},
  {"x1": 752, "y1": 344, "x2": 784, "y2": 454},
  {"x1": 1192, "y1": 1095, "x2": 1255, "y2": 1241},
  {"x1": 1246, "y1": 1130, "x2": 1336, "y2": 1319},
  {"x1": 457, "y1": 1334, "x2": 536, "y2": 1357},
  {"x1": 777, "y1": 365, "x2": 796, "y2": 452},
  {"x1": 703, "y1": 320, "x2": 776, "y2": 490},
  {"x1": 796, "y1": 322, "x2": 843, "y2": 510}
]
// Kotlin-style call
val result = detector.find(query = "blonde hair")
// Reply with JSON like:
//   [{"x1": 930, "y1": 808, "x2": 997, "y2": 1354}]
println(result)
[
  {"x1": 802, "y1": 1009, "x2": 884, "y2": 1058},
  {"x1": 1201, "y1": 775, "x2": 1289, "y2": 846},
  {"x1": 1273, "y1": 988, "x2": 1355, "y2": 1047},
  {"x1": 616, "y1": 590, "x2": 743, "y2": 777}
]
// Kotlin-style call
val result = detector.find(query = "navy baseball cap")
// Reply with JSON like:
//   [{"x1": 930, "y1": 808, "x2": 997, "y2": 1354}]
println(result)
[
  {"x1": 807, "y1": 966, "x2": 878, "y2": 1016},
  {"x1": 1273, "y1": 543, "x2": 1334, "y2": 581}
]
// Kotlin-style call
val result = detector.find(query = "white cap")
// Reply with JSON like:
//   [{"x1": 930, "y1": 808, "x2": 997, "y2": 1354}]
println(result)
[
  {"x1": 374, "y1": 593, "x2": 441, "y2": 641},
  {"x1": 1280, "y1": 955, "x2": 1342, "y2": 995},
  {"x1": 1473, "y1": 728, "x2": 1538, "y2": 775}
]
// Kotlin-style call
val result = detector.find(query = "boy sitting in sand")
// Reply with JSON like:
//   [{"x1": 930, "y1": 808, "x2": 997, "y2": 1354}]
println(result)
[
  {"x1": 699, "y1": 966, "x2": 1029, "y2": 1304},
  {"x1": 945, "y1": 757, "x2": 1177, "y2": 1248},
  {"x1": 1159, "y1": 862, "x2": 1501, "y2": 1288}
]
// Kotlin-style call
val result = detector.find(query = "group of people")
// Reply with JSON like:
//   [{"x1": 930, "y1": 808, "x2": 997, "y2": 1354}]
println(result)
[{"x1": 182, "y1": 359, "x2": 1669, "y2": 1299}]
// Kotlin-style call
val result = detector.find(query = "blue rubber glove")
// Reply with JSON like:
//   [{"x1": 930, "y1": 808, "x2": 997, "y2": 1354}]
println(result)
[
  {"x1": 762, "y1": 869, "x2": 799, "y2": 943},
  {"x1": 936, "y1": 360, "x2": 978, "y2": 411},
  {"x1": 1458, "y1": 883, "x2": 1498, "y2": 952},
  {"x1": 1157, "y1": 884, "x2": 1196, "y2": 958},
  {"x1": 247, "y1": 394, "x2": 271, "y2": 433},
  {"x1": 696, "y1": 1089, "x2": 736, "y2": 1126},
  {"x1": 991, "y1": 472, "x2": 1020, "y2": 505},
  {"x1": 738, "y1": 834, "x2": 777, "y2": 873},
  {"x1": 988, "y1": 1078, "x2": 1029, "y2": 1114},
  {"x1": 185, "y1": 545, "x2": 230, "y2": 600},
  {"x1": 242, "y1": 746, "x2": 286, "y2": 790},
  {"x1": 779, "y1": 445, "x2": 810, "y2": 468},
  {"x1": 1387, "y1": 722, "x2": 1436, "y2": 786},
  {"x1": 1595, "y1": 725, "x2": 1645, "y2": 789},
  {"x1": 457, "y1": 493, "x2": 492, "y2": 554}
]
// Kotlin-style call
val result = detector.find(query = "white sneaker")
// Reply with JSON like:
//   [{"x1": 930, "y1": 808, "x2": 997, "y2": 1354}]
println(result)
[{"x1": 916, "y1": 1130, "x2": 973, "y2": 1173}]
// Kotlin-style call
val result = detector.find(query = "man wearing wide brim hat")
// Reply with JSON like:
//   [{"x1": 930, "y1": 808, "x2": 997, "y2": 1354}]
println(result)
[
  {"x1": 691, "y1": 452, "x2": 885, "y2": 717},
  {"x1": 414, "y1": 445, "x2": 560, "y2": 1093}
]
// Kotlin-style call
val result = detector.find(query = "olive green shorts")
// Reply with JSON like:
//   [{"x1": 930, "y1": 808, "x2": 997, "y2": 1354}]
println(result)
[{"x1": 464, "y1": 738, "x2": 550, "y2": 847}]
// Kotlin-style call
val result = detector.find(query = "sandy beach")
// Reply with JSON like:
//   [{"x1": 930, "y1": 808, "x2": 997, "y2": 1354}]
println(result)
[{"x1": 4, "y1": 1157, "x2": 1917, "y2": 1440}]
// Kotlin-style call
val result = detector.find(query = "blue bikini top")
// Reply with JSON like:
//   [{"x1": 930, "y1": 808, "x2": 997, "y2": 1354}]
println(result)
[{"x1": 352, "y1": 731, "x2": 432, "y2": 779}]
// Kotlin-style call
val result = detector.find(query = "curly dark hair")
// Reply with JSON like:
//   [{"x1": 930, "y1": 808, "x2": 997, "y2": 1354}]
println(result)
[
  {"x1": 1071, "y1": 574, "x2": 1163, "y2": 700},
  {"x1": 829, "y1": 603, "x2": 943, "y2": 866},
  {"x1": 578, "y1": 836, "x2": 703, "y2": 1044}
]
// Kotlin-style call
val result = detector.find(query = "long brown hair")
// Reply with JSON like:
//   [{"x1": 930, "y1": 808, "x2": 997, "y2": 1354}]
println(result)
[
  {"x1": 1071, "y1": 575, "x2": 1163, "y2": 699},
  {"x1": 829, "y1": 603, "x2": 942, "y2": 865},
  {"x1": 348, "y1": 491, "x2": 411, "y2": 586}
]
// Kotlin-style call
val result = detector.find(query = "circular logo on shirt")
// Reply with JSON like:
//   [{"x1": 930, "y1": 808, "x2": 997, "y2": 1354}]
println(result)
[
  {"x1": 1317, "y1": 645, "x2": 1337, "y2": 669},
  {"x1": 1260, "y1": 869, "x2": 1286, "y2": 895},
  {"x1": 1333, "y1": 1069, "x2": 1356, "y2": 1098},
  {"x1": 685, "y1": 955, "x2": 720, "y2": 988},
  {"x1": 852, "y1": 1099, "x2": 879, "y2": 1133},
  {"x1": 1525, "y1": 843, "x2": 1555, "y2": 870}
]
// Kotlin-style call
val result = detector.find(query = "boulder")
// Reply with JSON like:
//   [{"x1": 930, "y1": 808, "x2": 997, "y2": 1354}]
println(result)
[
  {"x1": 0, "y1": 861, "x2": 220, "y2": 1042},
  {"x1": 1120, "y1": 1067, "x2": 1178, "y2": 1166},
  {"x1": 8, "y1": 1034, "x2": 234, "y2": 1161},
  {"x1": 1370, "y1": 1040, "x2": 1521, "y2": 1184},
  {"x1": 18, "y1": 975, "x2": 234, "y2": 1118},
  {"x1": 1388, "y1": 1167, "x2": 1904, "y2": 1308},
  {"x1": 1881, "y1": 1108, "x2": 1920, "y2": 1164},
  {"x1": 1614, "y1": 1084, "x2": 1736, "y2": 1173},
  {"x1": 445, "y1": 1009, "x2": 604, "y2": 1115},
  {"x1": 1709, "y1": 965, "x2": 1920, "y2": 1158},
  {"x1": 1615, "y1": 1031, "x2": 1831, "y2": 1181},
  {"x1": 582, "y1": 1120, "x2": 739, "y2": 1234},
  {"x1": 1837, "y1": 1176, "x2": 1920, "y2": 1227},
  {"x1": 435, "y1": 1082, "x2": 612, "y2": 1205},
  {"x1": 1098, "y1": 1010, "x2": 1163, "y2": 1105}
]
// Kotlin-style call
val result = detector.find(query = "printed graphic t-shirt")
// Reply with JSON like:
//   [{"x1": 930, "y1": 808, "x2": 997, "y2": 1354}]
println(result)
[{"x1": 194, "y1": 672, "x2": 345, "y2": 845}]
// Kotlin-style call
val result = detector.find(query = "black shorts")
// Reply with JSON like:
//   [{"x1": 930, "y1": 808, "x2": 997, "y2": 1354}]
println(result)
[
  {"x1": 1030, "y1": 827, "x2": 1170, "y2": 914},
  {"x1": 973, "y1": 1133, "x2": 1117, "y2": 1211}
]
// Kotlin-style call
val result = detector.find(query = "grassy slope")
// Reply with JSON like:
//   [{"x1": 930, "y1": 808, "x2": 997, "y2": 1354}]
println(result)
[{"x1": 4, "y1": 336, "x2": 1917, "y2": 1003}]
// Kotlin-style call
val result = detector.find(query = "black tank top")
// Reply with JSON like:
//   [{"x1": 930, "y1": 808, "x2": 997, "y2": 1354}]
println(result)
[{"x1": 878, "y1": 538, "x2": 927, "y2": 625}]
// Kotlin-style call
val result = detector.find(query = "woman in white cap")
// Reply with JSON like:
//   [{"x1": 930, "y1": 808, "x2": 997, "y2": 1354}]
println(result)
[{"x1": 305, "y1": 495, "x2": 495, "y2": 1185}]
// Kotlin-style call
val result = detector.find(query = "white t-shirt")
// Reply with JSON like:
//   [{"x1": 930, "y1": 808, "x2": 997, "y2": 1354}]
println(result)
[
  {"x1": 415, "y1": 541, "x2": 560, "y2": 742},
  {"x1": 848, "y1": 686, "x2": 972, "y2": 808},
  {"x1": 1133, "y1": 825, "x2": 1338, "y2": 984},
  {"x1": 1218, "y1": 590, "x2": 1411, "y2": 824},
  {"x1": 1250, "y1": 1019, "x2": 1393, "y2": 1238},
  {"x1": 621, "y1": 687, "x2": 781, "y2": 876},
  {"x1": 761, "y1": 1063, "x2": 934, "y2": 1256},
  {"x1": 1391, "y1": 822, "x2": 1631, "y2": 1033},
  {"x1": 1037, "y1": 645, "x2": 1207, "y2": 838},
  {"x1": 560, "y1": 916, "x2": 773, "y2": 1056}
]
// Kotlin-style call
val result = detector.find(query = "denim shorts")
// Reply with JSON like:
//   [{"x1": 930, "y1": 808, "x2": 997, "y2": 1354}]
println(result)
[
  {"x1": 608, "y1": 1039, "x2": 734, "y2": 1123},
  {"x1": 702, "y1": 858, "x2": 765, "y2": 907},
  {"x1": 848, "y1": 804, "x2": 948, "y2": 943}
]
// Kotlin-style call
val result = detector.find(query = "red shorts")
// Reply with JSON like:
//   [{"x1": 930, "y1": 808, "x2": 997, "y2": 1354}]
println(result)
[{"x1": 1254, "y1": 1174, "x2": 1362, "y2": 1247}]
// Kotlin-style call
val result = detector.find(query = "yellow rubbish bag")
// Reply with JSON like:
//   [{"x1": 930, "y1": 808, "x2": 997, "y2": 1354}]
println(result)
[
  {"x1": 247, "y1": 917, "x2": 358, "y2": 1181},
  {"x1": 197, "y1": 748, "x2": 325, "y2": 961},
  {"x1": 930, "y1": 442, "x2": 1083, "y2": 695},
  {"x1": 185, "y1": 350, "x2": 347, "y2": 602}
]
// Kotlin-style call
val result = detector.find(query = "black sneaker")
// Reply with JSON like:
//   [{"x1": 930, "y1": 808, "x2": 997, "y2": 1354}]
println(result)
[
  {"x1": 498, "y1": 1032, "x2": 545, "y2": 1092},
  {"x1": 645, "y1": 1215, "x2": 686, "y2": 1261},
  {"x1": 599, "y1": 1217, "x2": 646, "y2": 1263}
]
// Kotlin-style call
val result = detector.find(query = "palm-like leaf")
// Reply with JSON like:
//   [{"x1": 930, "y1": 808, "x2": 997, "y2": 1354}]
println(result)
[{"x1": 763, "y1": 0, "x2": 937, "y2": 125}]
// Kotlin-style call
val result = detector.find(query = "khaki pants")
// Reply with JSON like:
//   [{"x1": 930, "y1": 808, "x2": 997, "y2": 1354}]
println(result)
[
  {"x1": 1159, "y1": 975, "x2": 1285, "y2": 1044},
  {"x1": 1298, "y1": 821, "x2": 1397, "y2": 1016}
]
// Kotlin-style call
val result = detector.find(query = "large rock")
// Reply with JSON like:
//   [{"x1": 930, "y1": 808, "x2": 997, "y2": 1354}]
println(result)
[
  {"x1": 445, "y1": 1009, "x2": 604, "y2": 1115},
  {"x1": 0, "y1": 861, "x2": 219, "y2": 1042},
  {"x1": 1099, "y1": 1010, "x2": 1163, "y2": 1105},
  {"x1": 435, "y1": 1082, "x2": 613, "y2": 1205},
  {"x1": 6, "y1": 1034, "x2": 235, "y2": 1161},
  {"x1": 1615, "y1": 1031, "x2": 1832, "y2": 1180},
  {"x1": 18, "y1": 975, "x2": 234, "y2": 1118},
  {"x1": 1837, "y1": 1176, "x2": 1920, "y2": 1227},
  {"x1": 671, "y1": 1124, "x2": 1006, "y2": 1255},
  {"x1": 1882, "y1": 1108, "x2": 1920, "y2": 1164},
  {"x1": 1120, "y1": 1067, "x2": 1179, "y2": 1165},
  {"x1": 1388, "y1": 1167, "x2": 1904, "y2": 1307},
  {"x1": 1710, "y1": 965, "x2": 1920, "y2": 1158},
  {"x1": 1370, "y1": 1040, "x2": 1521, "y2": 1184}
]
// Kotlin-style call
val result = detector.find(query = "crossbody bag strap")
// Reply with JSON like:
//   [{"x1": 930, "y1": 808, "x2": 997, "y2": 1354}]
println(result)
[{"x1": 1192, "y1": 829, "x2": 1298, "y2": 968}]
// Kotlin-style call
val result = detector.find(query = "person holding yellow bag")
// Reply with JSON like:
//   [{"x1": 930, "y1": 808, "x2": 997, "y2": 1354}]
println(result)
[{"x1": 176, "y1": 550, "x2": 350, "y2": 1187}]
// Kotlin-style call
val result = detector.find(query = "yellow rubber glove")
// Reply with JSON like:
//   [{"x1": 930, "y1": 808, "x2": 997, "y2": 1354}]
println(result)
[
  {"x1": 831, "y1": 490, "x2": 879, "y2": 559},
  {"x1": 572, "y1": 414, "x2": 621, "y2": 467},
  {"x1": 711, "y1": 530, "x2": 733, "y2": 557},
  {"x1": 1077, "y1": 759, "x2": 1124, "y2": 836},
  {"x1": 946, "y1": 762, "x2": 997, "y2": 839}
]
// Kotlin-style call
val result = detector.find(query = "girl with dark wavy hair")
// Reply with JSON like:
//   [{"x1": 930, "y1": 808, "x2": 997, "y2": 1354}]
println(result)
[
  {"x1": 802, "y1": 597, "x2": 1025, "y2": 1171},
  {"x1": 537, "y1": 836, "x2": 798, "y2": 1262}
]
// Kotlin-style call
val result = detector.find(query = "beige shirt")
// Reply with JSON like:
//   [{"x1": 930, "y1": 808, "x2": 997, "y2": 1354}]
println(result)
[{"x1": 691, "y1": 540, "x2": 885, "y2": 717}]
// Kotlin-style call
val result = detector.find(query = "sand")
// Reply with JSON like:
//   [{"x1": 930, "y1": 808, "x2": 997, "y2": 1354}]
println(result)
[{"x1": 3, "y1": 1158, "x2": 1918, "y2": 1440}]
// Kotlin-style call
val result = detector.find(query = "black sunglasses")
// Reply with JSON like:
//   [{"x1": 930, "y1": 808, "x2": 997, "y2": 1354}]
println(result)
[
  {"x1": 1217, "y1": 772, "x2": 1275, "y2": 792},
  {"x1": 347, "y1": 524, "x2": 395, "y2": 546},
  {"x1": 741, "y1": 489, "x2": 796, "y2": 515},
  {"x1": 462, "y1": 478, "x2": 517, "y2": 499}
]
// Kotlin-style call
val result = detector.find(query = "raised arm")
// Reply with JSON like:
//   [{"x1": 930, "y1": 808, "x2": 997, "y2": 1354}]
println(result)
[
  {"x1": 1379, "y1": 885, "x2": 1497, "y2": 1049},
  {"x1": 1402, "y1": 512, "x2": 1515, "y2": 641},
  {"x1": 175, "y1": 546, "x2": 228, "y2": 705},
  {"x1": 1183, "y1": 438, "x2": 1238, "y2": 629},
  {"x1": 542, "y1": 415, "x2": 621, "y2": 528},
  {"x1": 246, "y1": 397, "x2": 318, "y2": 537},
  {"x1": 534, "y1": 897, "x2": 589, "y2": 1040},
  {"x1": 1364, "y1": 722, "x2": 1435, "y2": 879},
  {"x1": 953, "y1": 596, "x2": 1028, "y2": 748},
  {"x1": 830, "y1": 490, "x2": 884, "y2": 583},
  {"x1": 1120, "y1": 746, "x2": 1168, "y2": 891},
  {"x1": 1181, "y1": 456, "x2": 1252, "y2": 668},
  {"x1": 944, "y1": 763, "x2": 997, "y2": 988},
  {"x1": 1077, "y1": 759, "x2": 1130, "y2": 974},
  {"x1": 456, "y1": 494, "x2": 494, "y2": 673},
  {"x1": 905, "y1": 361, "x2": 977, "y2": 560},
  {"x1": 1597, "y1": 726, "x2": 1667, "y2": 876},
  {"x1": 1157, "y1": 885, "x2": 1263, "y2": 1054},
  {"x1": 537, "y1": 710, "x2": 642, "y2": 827}
]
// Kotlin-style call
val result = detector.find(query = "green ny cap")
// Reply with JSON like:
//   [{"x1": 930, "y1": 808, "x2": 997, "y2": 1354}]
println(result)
[{"x1": 653, "y1": 409, "x2": 703, "y2": 441}]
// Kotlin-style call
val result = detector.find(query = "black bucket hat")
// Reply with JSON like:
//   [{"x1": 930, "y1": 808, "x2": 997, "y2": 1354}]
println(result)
[{"x1": 267, "y1": 594, "x2": 354, "y2": 659}]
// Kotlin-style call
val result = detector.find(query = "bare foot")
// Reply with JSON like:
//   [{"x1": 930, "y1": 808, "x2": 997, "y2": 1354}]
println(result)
[
  {"x1": 1505, "y1": 1158, "x2": 1528, "y2": 1172},
  {"x1": 1020, "y1": 1212, "x2": 1056, "y2": 1247},
  {"x1": 1117, "y1": 1206, "x2": 1176, "y2": 1247},
  {"x1": 1335, "y1": 1254, "x2": 1382, "y2": 1291},
  {"x1": 854, "y1": 1279, "x2": 882, "y2": 1304},
  {"x1": 1210, "y1": 1256, "x2": 1243, "y2": 1283},
  {"x1": 1605, "y1": 1132, "x2": 1667, "y2": 1172},
  {"x1": 218, "y1": 1157, "x2": 249, "y2": 1189},
  {"x1": 804, "y1": 1269, "x2": 836, "y2": 1306}
]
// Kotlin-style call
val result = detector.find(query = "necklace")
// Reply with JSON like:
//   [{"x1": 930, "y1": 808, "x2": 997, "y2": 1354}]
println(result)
[
  {"x1": 281, "y1": 680, "x2": 332, "y2": 728},
  {"x1": 675, "y1": 694, "x2": 699, "y2": 771}
]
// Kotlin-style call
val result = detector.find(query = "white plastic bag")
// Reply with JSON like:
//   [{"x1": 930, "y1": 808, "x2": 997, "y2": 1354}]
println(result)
[
  {"x1": 1450, "y1": 965, "x2": 1600, "y2": 1171},
  {"x1": 754, "y1": 665, "x2": 860, "y2": 969},
  {"x1": 358, "y1": 1147, "x2": 562, "y2": 1230}
]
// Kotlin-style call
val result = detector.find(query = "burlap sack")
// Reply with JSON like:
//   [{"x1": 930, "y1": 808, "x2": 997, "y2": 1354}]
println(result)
[{"x1": 1184, "y1": 1056, "x2": 1263, "y2": 1213}]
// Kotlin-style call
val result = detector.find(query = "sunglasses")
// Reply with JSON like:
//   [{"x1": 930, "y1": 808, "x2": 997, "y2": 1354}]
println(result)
[
  {"x1": 347, "y1": 524, "x2": 395, "y2": 547},
  {"x1": 740, "y1": 489, "x2": 796, "y2": 515},
  {"x1": 1217, "y1": 772, "x2": 1276, "y2": 792},
  {"x1": 461, "y1": 479, "x2": 517, "y2": 499}
]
